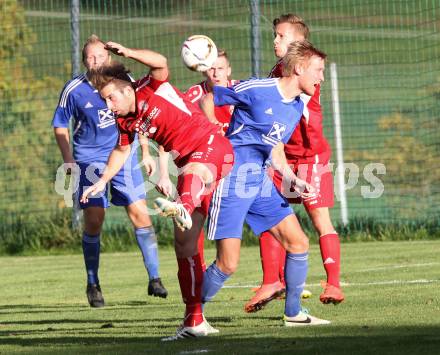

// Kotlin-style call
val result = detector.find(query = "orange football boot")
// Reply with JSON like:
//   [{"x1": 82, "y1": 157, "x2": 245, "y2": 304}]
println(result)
[
  {"x1": 244, "y1": 281, "x2": 285, "y2": 313},
  {"x1": 319, "y1": 281, "x2": 344, "y2": 305}
]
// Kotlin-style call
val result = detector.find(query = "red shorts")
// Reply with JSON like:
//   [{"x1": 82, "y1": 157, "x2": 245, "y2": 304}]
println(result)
[
  {"x1": 177, "y1": 133, "x2": 234, "y2": 216},
  {"x1": 271, "y1": 154, "x2": 334, "y2": 210}
]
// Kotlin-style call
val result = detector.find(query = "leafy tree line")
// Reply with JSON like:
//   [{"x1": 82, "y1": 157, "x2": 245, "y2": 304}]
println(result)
[{"x1": 0, "y1": 1, "x2": 63, "y2": 217}]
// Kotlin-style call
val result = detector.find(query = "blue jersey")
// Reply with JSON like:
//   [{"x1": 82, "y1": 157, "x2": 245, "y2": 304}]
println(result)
[
  {"x1": 213, "y1": 78, "x2": 304, "y2": 168},
  {"x1": 52, "y1": 73, "x2": 119, "y2": 163}
]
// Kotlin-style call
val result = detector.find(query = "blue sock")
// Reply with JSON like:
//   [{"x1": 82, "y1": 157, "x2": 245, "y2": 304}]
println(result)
[
  {"x1": 135, "y1": 226, "x2": 159, "y2": 280},
  {"x1": 82, "y1": 232, "x2": 100, "y2": 285},
  {"x1": 202, "y1": 262, "x2": 231, "y2": 303},
  {"x1": 284, "y1": 252, "x2": 308, "y2": 317}
]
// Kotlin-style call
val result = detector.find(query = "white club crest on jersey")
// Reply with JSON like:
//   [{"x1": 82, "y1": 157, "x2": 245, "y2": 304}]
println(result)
[
  {"x1": 97, "y1": 108, "x2": 115, "y2": 128},
  {"x1": 262, "y1": 121, "x2": 287, "y2": 146},
  {"x1": 268, "y1": 121, "x2": 286, "y2": 140}
]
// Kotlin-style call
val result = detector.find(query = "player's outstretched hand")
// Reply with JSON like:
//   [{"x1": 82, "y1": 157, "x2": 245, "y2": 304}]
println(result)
[
  {"x1": 142, "y1": 155, "x2": 157, "y2": 176},
  {"x1": 293, "y1": 178, "x2": 316, "y2": 199},
  {"x1": 80, "y1": 179, "x2": 106, "y2": 203},
  {"x1": 156, "y1": 175, "x2": 173, "y2": 198},
  {"x1": 105, "y1": 41, "x2": 131, "y2": 58}
]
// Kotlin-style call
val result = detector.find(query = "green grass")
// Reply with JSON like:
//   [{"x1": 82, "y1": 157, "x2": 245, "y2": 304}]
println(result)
[{"x1": 1, "y1": 241, "x2": 439, "y2": 354}]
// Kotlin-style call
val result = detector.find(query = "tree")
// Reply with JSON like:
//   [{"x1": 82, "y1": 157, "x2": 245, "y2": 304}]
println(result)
[{"x1": 0, "y1": 0, "x2": 63, "y2": 216}]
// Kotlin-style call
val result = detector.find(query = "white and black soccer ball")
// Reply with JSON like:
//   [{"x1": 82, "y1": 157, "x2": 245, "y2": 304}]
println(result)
[{"x1": 181, "y1": 35, "x2": 218, "y2": 72}]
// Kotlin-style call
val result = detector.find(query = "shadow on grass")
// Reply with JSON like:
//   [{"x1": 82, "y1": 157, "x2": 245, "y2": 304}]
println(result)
[
  {"x1": 0, "y1": 301, "x2": 175, "y2": 315},
  {"x1": 1, "y1": 326, "x2": 439, "y2": 355},
  {"x1": 2, "y1": 304, "x2": 439, "y2": 354}
]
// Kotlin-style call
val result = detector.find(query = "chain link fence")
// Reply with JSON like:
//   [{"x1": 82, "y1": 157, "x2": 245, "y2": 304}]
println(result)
[{"x1": 1, "y1": 0, "x2": 439, "y2": 234}]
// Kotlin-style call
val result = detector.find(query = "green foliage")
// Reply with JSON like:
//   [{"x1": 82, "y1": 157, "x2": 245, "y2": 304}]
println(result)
[
  {"x1": 338, "y1": 216, "x2": 440, "y2": 242},
  {"x1": 346, "y1": 112, "x2": 440, "y2": 219},
  {"x1": 0, "y1": 0, "x2": 35, "y2": 59},
  {"x1": 0, "y1": 0, "x2": 63, "y2": 217},
  {"x1": 0, "y1": 210, "x2": 76, "y2": 255},
  {"x1": 1, "y1": 208, "x2": 438, "y2": 256}
]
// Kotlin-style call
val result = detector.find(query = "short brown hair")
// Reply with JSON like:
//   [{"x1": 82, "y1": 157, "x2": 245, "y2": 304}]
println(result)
[
  {"x1": 88, "y1": 61, "x2": 132, "y2": 91},
  {"x1": 273, "y1": 13, "x2": 310, "y2": 39},
  {"x1": 217, "y1": 49, "x2": 229, "y2": 61},
  {"x1": 281, "y1": 40, "x2": 326, "y2": 77},
  {"x1": 82, "y1": 34, "x2": 106, "y2": 63}
]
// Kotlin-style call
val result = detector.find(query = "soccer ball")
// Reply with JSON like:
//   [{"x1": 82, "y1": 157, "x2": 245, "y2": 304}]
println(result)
[{"x1": 181, "y1": 35, "x2": 218, "y2": 72}]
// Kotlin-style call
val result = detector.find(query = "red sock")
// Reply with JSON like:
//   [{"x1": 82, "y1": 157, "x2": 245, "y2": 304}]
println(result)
[
  {"x1": 319, "y1": 233, "x2": 341, "y2": 287},
  {"x1": 197, "y1": 229, "x2": 206, "y2": 272},
  {"x1": 259, "y1": 231, "x2": 283, "y2": 285},
  {"x1": 177, "y1": 254, "x2": 204, "y2": 327},
  {"x1": 278, "y1": 244, "x2": 286, "y2": 287},
  {"x1": 177, "y1": 174, "x2": 205, "y2": 215}
]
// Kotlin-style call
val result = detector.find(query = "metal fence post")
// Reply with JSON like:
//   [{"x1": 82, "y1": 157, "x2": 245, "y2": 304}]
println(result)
[
  {"x1": 250, "y1": 0, "x2": 261, "y2": 78},
  {"x1": 330, "y1": 62, "x2": 349, "y2": 226},
  {"x1": 70, "y1": 0, "x2": 82, "y2": 230}
]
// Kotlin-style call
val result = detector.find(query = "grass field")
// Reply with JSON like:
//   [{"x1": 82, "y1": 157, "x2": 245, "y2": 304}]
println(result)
[{"x1": 1, "y1": 240, "x2": 439, "y2": 354}]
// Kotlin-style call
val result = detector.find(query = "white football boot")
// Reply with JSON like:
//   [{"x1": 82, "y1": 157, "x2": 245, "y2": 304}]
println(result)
[
  {"x1": 283, "y1": 311, "x2": 331, "y2": 327},
  {"x1": 154, "y1": 197, "x2": 192, "y2": 231},
  {"x1": 161, "y1": 319, "x2": 217, "y2": 341}
]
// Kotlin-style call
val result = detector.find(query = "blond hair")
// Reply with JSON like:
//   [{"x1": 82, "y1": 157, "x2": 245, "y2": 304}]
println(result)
[
  {"x1": 82, "y1": 34, "x2": 106, "y2": 63},
  {"x1": 88, "y1": 61, "x2": 132, "y2": 91},
  {"x1": 281, "y1": 40, "x2": 326, "y2": 77},
  {"x1": 273, "y1": 13, "x2": 310, "y2": 39},
  {"x1": 217, "y1": 49, "x2": 229, "y2": 62}
]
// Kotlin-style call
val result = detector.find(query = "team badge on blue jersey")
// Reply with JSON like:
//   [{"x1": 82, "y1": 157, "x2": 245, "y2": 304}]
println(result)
[
  {"x1": 97, "y1": 108, "x2": 115, "y2": 129},
  {"x1": 262, "y1": 121, "x2": 287, "y2": 146}
]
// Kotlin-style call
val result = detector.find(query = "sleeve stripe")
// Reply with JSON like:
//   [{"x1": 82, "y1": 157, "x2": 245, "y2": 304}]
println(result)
[
  {"x1": 59, "y1": 74, "x2": 86, "y2": 108},
  {"x1": 137, "y1": 77, "x2": 151, "y2": 90},
  {"x1": 234, "y1": 79, "x2": 277, "y2": 93}
]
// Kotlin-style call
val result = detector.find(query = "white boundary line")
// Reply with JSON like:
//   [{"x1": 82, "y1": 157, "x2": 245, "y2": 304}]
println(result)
[
  {"x1": 224, "y1": 279, "x2": 440, "y2": 289},
  {"x1": 359, "y1": 262, "x2": 440, "y2": 272}
]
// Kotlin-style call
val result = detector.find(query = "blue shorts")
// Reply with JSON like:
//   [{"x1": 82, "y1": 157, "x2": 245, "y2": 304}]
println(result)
[
  {"x1": 207, "y1": 170, "x2": 293, "y2": 240},
  {"x1": 76, "y1": 160, "x2": 146, "y2": 209}
]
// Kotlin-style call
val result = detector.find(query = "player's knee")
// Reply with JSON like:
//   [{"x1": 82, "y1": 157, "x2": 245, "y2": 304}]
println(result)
[
  {"x1": 84, "y1": 217, "x2": 103, "y2": 234},
  {"x1": 283, "y1": 235, "x2": 309, "y2": 254},
  {"x1": 130, "y1": 213, "x2": 152, "y2": 228},
  {"x1": 127, "y1": 203, "x2": 151, "y2": 228},
  {"x1": 216, "y1": 259, "x2": 238, "y2": 275}
]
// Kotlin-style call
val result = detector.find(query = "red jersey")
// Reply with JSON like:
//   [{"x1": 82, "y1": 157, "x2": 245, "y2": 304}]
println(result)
[
  {"x1": 269, "y1": 60, "x2": 331, "y2": 164},
  {"x1": 117, "y1": 75, "x2": 219, "y2": 166},
  {"x1": 185, "y1": 80, "x2": 238, "y2": 133}
]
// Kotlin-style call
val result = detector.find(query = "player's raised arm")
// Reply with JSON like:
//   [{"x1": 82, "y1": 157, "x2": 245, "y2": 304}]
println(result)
[{"x1": 104, "y1": 41, "x2": 168, "y2": 81}]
